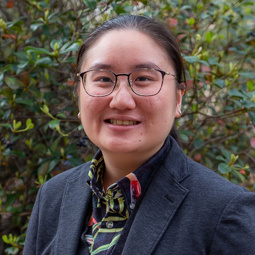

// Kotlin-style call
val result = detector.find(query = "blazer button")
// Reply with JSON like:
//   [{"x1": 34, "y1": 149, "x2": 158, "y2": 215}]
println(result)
[
  {"x1": 106, "y1": 221, "x2": 114, "y2": 229},
  {"x1": 130, "y1": 203, "x2": 135, "y2": 210}
]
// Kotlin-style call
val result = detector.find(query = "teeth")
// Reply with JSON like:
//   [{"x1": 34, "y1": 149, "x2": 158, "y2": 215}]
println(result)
[{"x1": 109, "y1": 119, "x2": 137, "y2": 125}]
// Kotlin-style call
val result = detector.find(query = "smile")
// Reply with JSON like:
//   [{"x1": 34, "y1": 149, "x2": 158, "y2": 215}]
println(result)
[{"x1": 107, "y1": 119, "x2": 139, "y2": 126}]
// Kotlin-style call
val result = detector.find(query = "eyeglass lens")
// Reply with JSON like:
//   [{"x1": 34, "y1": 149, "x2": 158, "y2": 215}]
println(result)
[{"x1": 83, "y1": 69, "x2": 163, "y2": 96}]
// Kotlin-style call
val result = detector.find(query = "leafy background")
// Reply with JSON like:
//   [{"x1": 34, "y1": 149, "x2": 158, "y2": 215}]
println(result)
[{"x1": 0, "y1": 0, "x2": 254, "y2": 254}]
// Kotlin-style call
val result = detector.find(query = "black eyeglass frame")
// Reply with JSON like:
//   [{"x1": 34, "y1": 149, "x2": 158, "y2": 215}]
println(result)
[{"x1": 77, "y1": 68, "x2": 178, "y2": 97}]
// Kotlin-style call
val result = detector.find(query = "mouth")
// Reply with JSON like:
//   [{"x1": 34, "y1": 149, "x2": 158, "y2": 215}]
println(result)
[{"x1": 105, "y1": 119, "x2": 140, "y2": 126}]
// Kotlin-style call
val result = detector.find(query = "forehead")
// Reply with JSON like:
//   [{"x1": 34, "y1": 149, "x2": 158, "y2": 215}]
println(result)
[{"x1": 81, "y1": 29, "x2": 173, "y2": 72}]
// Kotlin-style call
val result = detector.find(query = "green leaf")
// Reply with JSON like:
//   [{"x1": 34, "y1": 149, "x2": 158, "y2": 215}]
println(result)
[
  {"x1": 229, "y1": 99, "x2": 242, "y2": 108},
  {"x1": 247, "y1": 80, "x2": 254, "y2": 91},
  {"x1": 4, "y1": 77, "x2": 21, "y2": 90},
  {"x1": 248, "y1": 111, "x2": 255, "y2": 126},
  {"x1": 25, "y1": 46, "x2": 53, "y2": 56},
  {"x1": 244, "y1": 101, "x2": 255, "y2": 109},
  {"x1": 49, "y1": 119, "x2": 60, "y2": 129},
  {"x1": 3, "y1": 109, "x2": 11, "y2": 120},
  {"x1": 15, "y1": 99, "x2": 34, "y2": 107},
  {"x1": 26, "y1": 118, "x2": 34, "y2": 129},
  {"x1": 2, "y1": 235, "x2": 9, "y2": 244},
  {"x1": 180, "y1": 133, "x2": 189, "y2": 142},
  {"x1": 41, "y1": 104, "x2": 49, "y2": 114},
  {"x1": 214, "y1": 79, "x2": 225, "y2": 88},
  {"x1": 56, "y1": 113, "x2": 66, "y2": 119},
  {"x1": 198, "y1": 60, "x2": 210, "y2": 67},
  {"x1": 205, "y1": 31, "x2": 214, "y2": 43},
  {"x1": 228, "y1": 89, "x2": 246, "y2": 99},
  {"x1": 9, "y1": 150, "x2": 26, "y2": 158},
  {"x1": 0, "y1": 123, "x2": 12, "y2": 129},
  {"x1": 48, "y1": 159, "x2": 60, "y2": 172},
  {"x1": 115, "y1": 5, "x2": 126, "y2": 14},
  {"x1": 208, "y1": 57, "x2": 222, "y2": 67},
  {"x1": 14, "y1": 51, "x2": 28, "y2": 60},
  {"x1": 83, "y1": 0, "x2": 97, "y2": 10},
  {"x1": 183, "y1": 56, "x2": 198, "y2": 64},
  {"x1": 5, "y1": 247, "x2": 19, "y2": 254},
  {"x1": 216, "y1": 155, "x2": 227, "y2": 162},
  {"x1": 68, "y1": 157, "x2": 84, "y2": 167},
  {"x1": 221, "y1": 149, "x2": 231, "y2": 160},
  {"x1": 6, "y1": 19, "x2": 24, "y2": 30},
  {"x1": 17, "y1": 61, "x2": 29, "y2": 69},
  {"x1": 0, "y1": 72, "x2": 4, "y2": 86},
  {"x1": 48, "y1": 12, "x2": 58, "y2": 21},
  {"x1": 38, "y1": 161, "x2": 49, "y2": 175},
  {"x1": 60, "y1": 42, "x2": 79, "y2": 54},
  {"x1": 194, "y1": 138, "x2": 203, "y2": 148},
  {"x1": 13, "y1": 120, "x2": 22, "y2": 130},
  {"x1": 181, "y1": 5, "x2": 192, "y2": 10},
  {"x1": 186, "y1": 17, "x2": 195, "y2": 26},
  {"x1": 239, "y1": 72, "x2": 255, "y2": 79},
  {"x1": 233, "y1": 170, "x2": 246, "y2": 183},
  {"x1": 5, "y1": 193, "x2": 20, "y2": 207},
  {"x1": 218, "y1": 163, "x2": 232, "y2": 174},
  {"x1": 50, "y1": 136, "x2": 62, "y2": 152},
  {"x1": 30, "y1": 22, "x2": 44, "y2": 31},
  {"x1": 35, "y1": 57, "x2": 53, "y2": 65},
  {"x1": 50, "y1": 39, "x2": 63, "y2": 50}
]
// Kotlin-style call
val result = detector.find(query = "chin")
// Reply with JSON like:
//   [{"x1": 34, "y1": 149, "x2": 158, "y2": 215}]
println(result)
[{"x1": 102, "y1": 139, "x2": 143, "y2": 154}]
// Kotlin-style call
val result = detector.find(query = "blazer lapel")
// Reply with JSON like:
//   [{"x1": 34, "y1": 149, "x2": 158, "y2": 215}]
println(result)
[
  {"x1": 54, "y1": 167, "x2": 92, "y2": 254},
  {"x1": 122, "y1": 137, "x2": 190, "y2": 255}
]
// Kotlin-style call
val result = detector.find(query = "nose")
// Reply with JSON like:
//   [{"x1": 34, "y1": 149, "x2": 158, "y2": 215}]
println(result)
[{"x1": 109, "y1": 76, "x2": 136, "y2": 110}]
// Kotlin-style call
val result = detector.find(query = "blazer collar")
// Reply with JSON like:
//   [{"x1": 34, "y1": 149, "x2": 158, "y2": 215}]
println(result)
[
  {"x1": 54, "y1": 165, "x2": 91, "y2": 254},
  {"x1": 122, "y1": 136, "x2": 190, "y2": 255}
]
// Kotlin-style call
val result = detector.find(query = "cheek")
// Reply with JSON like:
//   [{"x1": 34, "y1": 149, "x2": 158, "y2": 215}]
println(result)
[
  {"x1": 150, "y1": 95, "x2": 177, "y2": 126},
  {"x1": 79, "y1": 96, "x2": 108, "y2": 125},
  {"x1": 152, "y1": 94, "x2": 176, "y2": 112},
  {"x1": 79, "y1": 94, "x2": 94, "y2": 122}
]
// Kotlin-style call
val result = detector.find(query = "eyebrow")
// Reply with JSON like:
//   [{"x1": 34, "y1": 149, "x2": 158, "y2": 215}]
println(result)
[
  {"x1": 88, "y1": 63, "x2": 113, "y2": 70},
  {"x1": 87, "y1": 62, "x2": 162, "y2": 71}
]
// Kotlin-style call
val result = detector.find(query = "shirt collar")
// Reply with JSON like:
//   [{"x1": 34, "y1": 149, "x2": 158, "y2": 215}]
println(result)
[
  {"x1": 87, "y1": 137, "x2": 170, "y2": 207},
  {"x1": 87, "y1": 150, "x2": 105, "y2": 199}
]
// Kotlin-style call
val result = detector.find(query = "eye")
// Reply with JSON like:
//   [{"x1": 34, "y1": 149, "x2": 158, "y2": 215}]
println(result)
[
  {"x1": 89, "y1": 70, "x2": 115, "y2": 84},
  {"x1": 135, "y1": 76, "x2": 152, "y2": 82},
  {"x1": 96, "y1": 76, "x2": 113, "y2": 83}
]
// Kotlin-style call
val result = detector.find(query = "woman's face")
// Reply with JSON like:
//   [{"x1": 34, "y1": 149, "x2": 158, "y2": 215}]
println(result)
[{"x1": 78, "y1": 30, "x2": 183, "y2": 160}]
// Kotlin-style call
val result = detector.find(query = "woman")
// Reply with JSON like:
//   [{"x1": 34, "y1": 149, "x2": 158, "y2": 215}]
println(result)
[{"x1": 24, "y1": 15, "x2": 255, "y2": 255}]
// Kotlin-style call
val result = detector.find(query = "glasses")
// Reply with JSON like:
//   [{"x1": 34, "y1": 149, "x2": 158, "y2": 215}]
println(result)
[{"x1": 77, "y1": 68, "x2": 177, "y2": 97}]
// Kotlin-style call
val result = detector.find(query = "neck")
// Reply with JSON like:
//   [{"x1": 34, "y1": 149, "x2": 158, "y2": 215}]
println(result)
[{"x1": 102, "y1": 152, "x2": 148, "y2": 190}]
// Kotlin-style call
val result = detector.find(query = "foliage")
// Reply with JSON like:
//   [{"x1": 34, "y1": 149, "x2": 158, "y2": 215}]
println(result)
[{"x1": 0, "y1": 0, "x2": 254, "y2": 253}]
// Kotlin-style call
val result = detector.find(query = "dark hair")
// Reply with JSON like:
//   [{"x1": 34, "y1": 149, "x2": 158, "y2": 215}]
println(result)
[{"x1": 76, "y1": 15, "x2": 186, "y2": 145}]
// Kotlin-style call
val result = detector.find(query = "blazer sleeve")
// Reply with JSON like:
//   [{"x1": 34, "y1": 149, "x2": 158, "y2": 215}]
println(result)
[
  {"x1": 23, "y1": 184, "x2": 43, "y2": 255},
  {"x1": 209, "y1": 190, "x2": 255, "y2": 254}
]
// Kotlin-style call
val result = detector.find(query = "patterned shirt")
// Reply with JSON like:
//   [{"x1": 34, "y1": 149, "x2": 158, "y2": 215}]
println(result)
[{"x1": 85, "y1": 138, "x2": 170, "y2": 254}]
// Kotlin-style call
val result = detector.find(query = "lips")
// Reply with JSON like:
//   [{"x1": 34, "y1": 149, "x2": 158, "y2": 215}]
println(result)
[{"x1": 106, "y1": 119, "x2": 139, "y2": 126}]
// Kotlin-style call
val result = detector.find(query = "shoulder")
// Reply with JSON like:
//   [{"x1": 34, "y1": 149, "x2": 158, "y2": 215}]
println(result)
[
  {"x1": 165, "y1": 136, "x2": 248, "y2": 198},
  {"x1": 32, "y1": 161, "x2": 92, "y2": 225},
  {"x1": 162, "y1": 138, "x2": 255, "y2": 252},
  {"x1": 45, "y1": 161, "x2": 90, "y2": 185},
  {"x1": 23, "y1": 161, "x2": 92, "y2": 254},
  {"x1": 186, "y1": 158, "x2": 246, "y2": 195},
  {"x1": 38, "y1": 161, "x2": 91, "y2": 201},
  {"x1": 161, "y1": 137, "x2": 255, "y2": 218}
]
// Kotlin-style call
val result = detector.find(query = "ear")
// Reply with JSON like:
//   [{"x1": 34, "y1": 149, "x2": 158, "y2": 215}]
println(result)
[{"x1": 175, "y1": 89, "x2": 185, "y2": 118}]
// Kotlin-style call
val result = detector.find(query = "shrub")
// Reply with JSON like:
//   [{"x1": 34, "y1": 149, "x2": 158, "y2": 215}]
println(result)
[{"x1": 0, "y1": 0, "x2": 254, "y2": 253}]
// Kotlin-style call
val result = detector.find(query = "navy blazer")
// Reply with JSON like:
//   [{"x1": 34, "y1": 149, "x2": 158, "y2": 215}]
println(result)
[{"x1": 24, "y1": 137, "x2": 255, "y2": 254}]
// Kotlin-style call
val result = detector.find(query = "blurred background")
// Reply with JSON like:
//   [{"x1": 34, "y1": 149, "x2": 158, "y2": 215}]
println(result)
[{"x1": 0, "y1": 0, "x2": 255, "y2": 254}]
